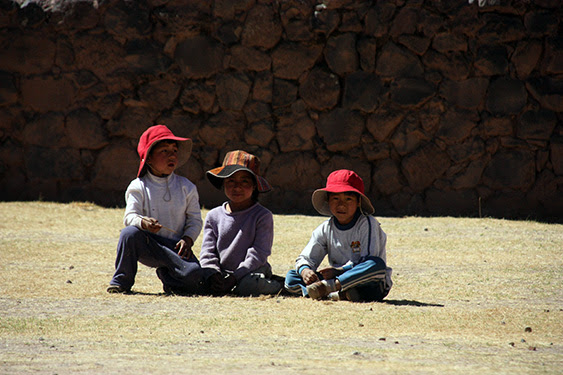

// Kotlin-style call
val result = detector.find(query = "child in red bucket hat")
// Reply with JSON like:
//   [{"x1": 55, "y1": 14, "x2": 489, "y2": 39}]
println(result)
[
  {"x1": 107, "y1": 125, "x2": 203, "y2": 295},
  {"x1": 284, "y1": 169, "x2": 393, "y2": 301},
  {"x1": 199, "y1": 150, "x2": 282, "y2": 296}
]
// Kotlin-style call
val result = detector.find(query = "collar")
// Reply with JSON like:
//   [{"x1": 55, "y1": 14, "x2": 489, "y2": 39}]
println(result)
[{"x1": 333, "y1": 209, "x2": 362, "y2": 231}]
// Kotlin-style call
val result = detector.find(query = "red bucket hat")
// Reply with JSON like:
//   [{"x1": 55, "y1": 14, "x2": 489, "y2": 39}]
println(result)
[
  {"x1": 312, "y1": 169, "x2": 374, "y2": 216},
  {"x1": 137, "y1": 125, "x2": 193, "y2": 177},
  {"x1": 206, "y1": 150, "x2": 271, "y2": 193}
]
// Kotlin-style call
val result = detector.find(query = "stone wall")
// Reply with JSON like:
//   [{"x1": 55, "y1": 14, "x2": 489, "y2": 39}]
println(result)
[{"x1": 1, "y1": 0, "x2": 562, "y2": 221}]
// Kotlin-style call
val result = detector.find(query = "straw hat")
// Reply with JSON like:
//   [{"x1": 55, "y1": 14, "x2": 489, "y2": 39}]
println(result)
[{"x1": 206, "y1": 150, "x2": 271, "y2": 193}]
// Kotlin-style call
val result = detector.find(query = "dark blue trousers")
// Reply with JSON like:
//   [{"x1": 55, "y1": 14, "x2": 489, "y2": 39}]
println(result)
[{"x1": 109, "y1": 226, "x2": 202, "y2": 292}]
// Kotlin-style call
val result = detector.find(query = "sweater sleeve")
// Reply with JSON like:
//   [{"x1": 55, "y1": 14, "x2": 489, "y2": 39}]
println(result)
[
  {"x1": 294, "y1": 221, "x2": 329, "y2": 272},
  {"x1": 123, "y1": 179, "x2": 145, "y2": 229},
  {"x1": 181, "y1": 183, "x2": 203, "y2": 242},
  {"x1": 233, "y1": 209, "x2": 274, "y2": 280},
  {"x1": 199, "y1": 211, "x2": 221, "y2": 273}
]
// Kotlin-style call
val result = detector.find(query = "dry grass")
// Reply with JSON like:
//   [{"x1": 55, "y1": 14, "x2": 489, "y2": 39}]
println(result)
[{"x1": 1, "y1": 201, "x2": 562, "y2": 374}]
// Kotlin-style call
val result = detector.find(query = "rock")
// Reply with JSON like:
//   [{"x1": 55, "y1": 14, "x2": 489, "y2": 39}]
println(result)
[
  {"x1": 390, "y1": 78, "x2": 434, "y2": 107},
  {"x1": 325, "y1": 33, "x2": 358, "y2": 75},
  {"x1": 526, "y1": 77, "x2": 563, "y2": 112},
  {"x1": 0, "y1": 71, "x2": 18, "y2": 106},
  {"x1": 483, "y1": 149, "x2": 535, "y2": 190},
  {"x1": 66, "y1": 109, "x2": 107, "y2": 150},
  {"x1": 267, "y1": 152, "x2": 322, "y2": 191},
  {"x1": 512, "y1": 40, "x2": 542, "y2": 79},
  {"x1": 357, "y1": 37, "x2": 377, "y2": 71},
  {"x1": 422, "y1": 50, "x2": 470, "y2": 80},
  {"x1": 180, "y1": 81, "x2": 216, "y2": 114},
  {"x1": 391, "y1": 115, "x2": 428, "y2": 156},
  {"x1": 272, "y1": 42, "x2": 323, "y2": 80},
  {"x1": 366, "y1": 107, "x2": 405, "y2": 142},
  {"x1": 401, "y1": 143, "x2": 451, "y2": 191},
  {"x1": 245, "y1": 120, "x2": 275, "y2": 148},
  {"x1": 432, "y1": 32, "x2": 468, "y2": 53},
  {"x1": 26, "y1": 146, "x2": 83, "y2": 180},
  {"x1": 138, "y1": 79, "x2": 181, "y2": 111},
  {"x1": 216, "y1": 72, "x2": 252, "y2": 111},
  {"x1": 276, "y1": 113, "x2": 316, "y2": 152},
  {"x1": 199, "y1": 111, "x2": 245, "y2": 148},
  {"x1": 229, "y1": 45, "x2": 271, "y2": 72},
  {"x1": 440, "y1": 78, "x2": 489, "y2": 110},
  {"x1": 91, "y1": 142, "x2": 138, "y2": 191},
  {"x1": 252, "y1": 71, "x2": 273, "y2": 103},
  {"x1": 372, "y1": 159, "x2": 403, "y2": 195},
  {"x1": 437, "y1": 110, "x2": 479, "y2": 144},
  {"x1": 23, "y1": 113, "x2": 67, "y2": 147},
  {"x1": 272, "y1": 79, "x2": 297, "y2": 108},
  {"x1": 299, "y1": 68, "x2": 340, "y2": 111},
  {"x1": 175, "y1": 36, "x2": 224, "y2": 79},
  {"x1": 0, "y1": 33, "x2": 55, "y2": 74},
  {"x1": 241, "y1": 5, "x2": 283, "y2": 49},
  {"x1": 21, "y1": 76, "x2": 76, "y2": 112},
  {"x1": 343, "y1": 72, "x2": 383, "y2": 112},
  {"x1": 516, "y1": 109, "x2": 557, "y2": 141},
  {"x1": 486, "y1": 78, "x2": 527, "y2": 115},
  {"x1": 317, "y1": 109, "x2": 364, "y2": 152},
  {"x1": 376, "y1": 42, "x2": 423, "y2": 77},
  {"x1": 475, "y1": 45, "x2": 509, "y2": 76},
  {"x1": 550, "y1": 138, "x2": 563, "y2": 175}
]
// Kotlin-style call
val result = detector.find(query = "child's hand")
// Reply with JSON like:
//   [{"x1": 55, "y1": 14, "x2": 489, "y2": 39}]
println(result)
[
  {"x1": 176, "y1": 236, "x2": 194, "y2": 259},
  {"x1": 300, "y1": 268, "x2": 319, "y2": 285},
  {"x1": 141, "y1": 217, "x2": 162, "y2": 233},
  {"x1": 318, "y1": 267, "x2": 343, "y2": 280}
]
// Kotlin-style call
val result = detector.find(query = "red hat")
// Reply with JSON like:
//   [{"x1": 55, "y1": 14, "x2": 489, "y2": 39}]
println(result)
[
  {"x1": 206, "y1": 150, "x2": 271, "y2": 193},
  {"x1": 137, "y1": 125, "x2": 193, "y2": 177},
  {"x1": 312, "y1": 169, "x2": 374, "y2": 216}
]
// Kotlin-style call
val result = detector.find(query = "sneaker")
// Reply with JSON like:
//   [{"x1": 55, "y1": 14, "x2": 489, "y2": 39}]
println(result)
[
  {"x1": 306, "y1": 279, "x2": 336, "y2": 300},
  {"x1": 106, "y1": 285, "x2": 130, "y2": 294}
]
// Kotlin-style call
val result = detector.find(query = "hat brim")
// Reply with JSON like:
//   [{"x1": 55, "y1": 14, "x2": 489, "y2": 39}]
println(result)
[
  {"x1": 137, "y1": 137, "x2": 192, "y2": 177},
  {"x1": 207, "y1": 164, "x2": 271, "y2": 193},
  {"x1": 312, "y1": 188, "x2": 375, "y2": 216}
]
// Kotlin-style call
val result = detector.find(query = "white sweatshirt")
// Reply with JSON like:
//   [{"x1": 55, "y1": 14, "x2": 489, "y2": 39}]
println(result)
[{"x1": 123, "y1": 171, "x2": 203, "y2": 242}]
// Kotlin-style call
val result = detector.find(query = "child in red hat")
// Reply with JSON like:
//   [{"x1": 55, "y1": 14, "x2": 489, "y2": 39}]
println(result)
[
  {"x1": 199, "y1": 150, "x2": 282, "y2": 296},
  {"x1": 284, "y1": 169, "x2": 393, "y2": 301},
  {"x1": 107, "y1": 125, "x2": 203, "y2": 295}
]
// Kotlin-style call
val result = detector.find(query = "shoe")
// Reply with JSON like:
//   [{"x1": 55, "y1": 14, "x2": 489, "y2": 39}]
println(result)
[
  {"x1": 344, "y1": 288, "x2": 361, "y2": 302},
  {"x1": 106, "y1": 285, "x2": 130, "y2": 294},
  {"x1": 306, "y1": 279, "x2": 337, "y2": 300}
]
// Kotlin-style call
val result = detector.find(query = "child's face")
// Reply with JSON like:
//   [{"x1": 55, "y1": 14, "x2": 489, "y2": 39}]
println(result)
[
  {"x1": 146, "y1": 141, "x2": 179, "y2": 177},
  {"x1": 328, "y1": 192, "x2": 360, "y2": 225},
  {"x1": 224, "y1": 170, "x2": 256, "y2": 210}
]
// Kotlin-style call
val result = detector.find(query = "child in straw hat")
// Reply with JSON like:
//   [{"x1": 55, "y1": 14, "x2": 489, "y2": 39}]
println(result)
[
  {"x1": 284, "y1": 169, "x2": 393, "y2": 301},
  {"x1": 199, "y1": 150, "x2": 282, "y2": 296},
  {"x1": 107, "y1": 125, "x2": 203, "y2": 295}
]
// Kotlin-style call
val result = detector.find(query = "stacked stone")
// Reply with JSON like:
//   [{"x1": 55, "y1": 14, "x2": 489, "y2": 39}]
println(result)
[{"x1": 0, "y1": 0, "x2": 561, "y2": 220}]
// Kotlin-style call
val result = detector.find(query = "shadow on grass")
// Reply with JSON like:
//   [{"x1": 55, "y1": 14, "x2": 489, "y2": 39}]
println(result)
[{"x1": 383, "y1": 299, "x2": 444, "y2": 307}]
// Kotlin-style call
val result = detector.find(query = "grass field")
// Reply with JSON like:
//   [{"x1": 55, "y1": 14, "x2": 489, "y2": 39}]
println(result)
[{"x1": 1, "y1": 201, "x2": 562, "y2": 374}]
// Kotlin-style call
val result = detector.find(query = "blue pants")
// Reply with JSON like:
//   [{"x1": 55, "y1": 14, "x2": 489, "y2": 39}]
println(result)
[
  {"x1": 284, "y1": 256, "x2": 389, "y2": 302},
  {"x1": 109, "y1": 226, "x2": 203, "y2": 292}
]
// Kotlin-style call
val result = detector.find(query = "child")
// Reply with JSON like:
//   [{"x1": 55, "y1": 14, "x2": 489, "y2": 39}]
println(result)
[
  {"x1": 284, "y1": 169, "x2": 393, "y2": 301},
  {"x1": 199, "y1": 150, "x2": 282, "y2": 297},
  {"x1": 107, "y1": 125, "x2": 203, "y2": 295}
]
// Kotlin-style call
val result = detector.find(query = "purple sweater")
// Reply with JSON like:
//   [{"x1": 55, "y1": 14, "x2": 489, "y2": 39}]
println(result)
[{"x1": 199, "y1": 202, "x2": 274, "y2": 280}]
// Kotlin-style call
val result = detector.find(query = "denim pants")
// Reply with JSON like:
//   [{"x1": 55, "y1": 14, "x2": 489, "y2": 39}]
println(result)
[
  {"x1": 284, "y1": 256, "x2": 389, "y2": 301},
  {"x1": 109, "y1": 226, "x2": 203, "y2": 292}
]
